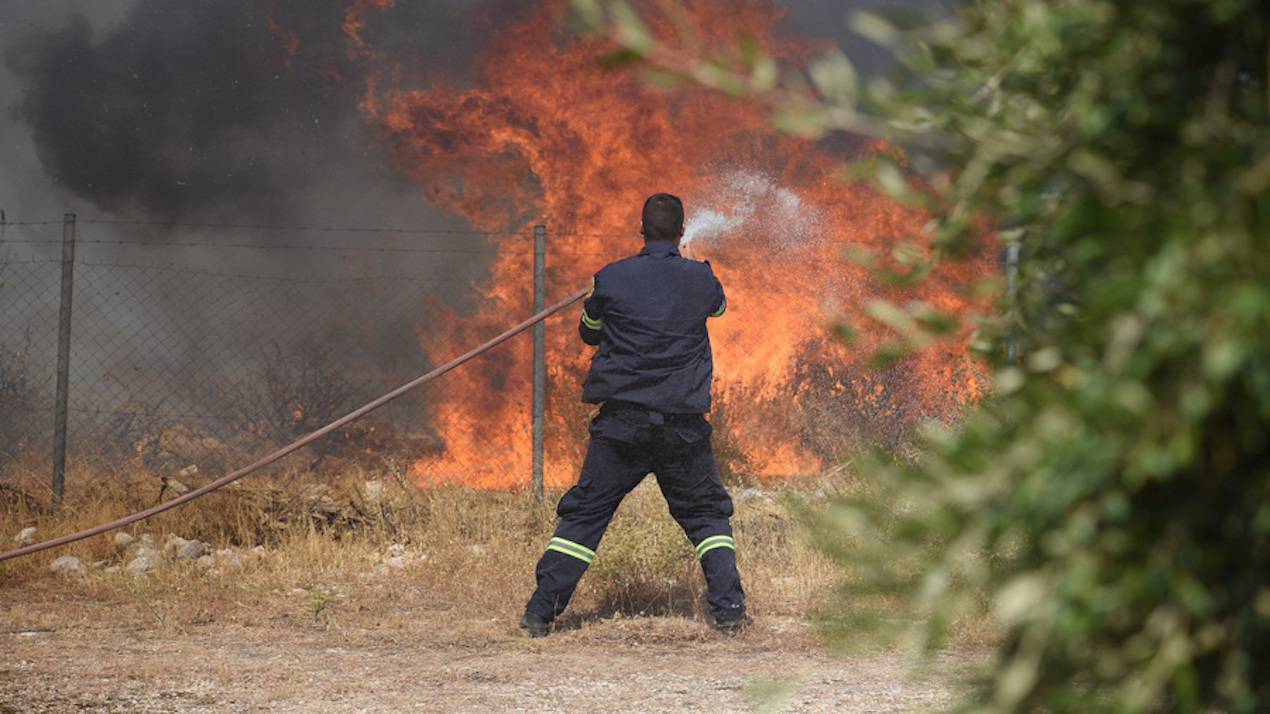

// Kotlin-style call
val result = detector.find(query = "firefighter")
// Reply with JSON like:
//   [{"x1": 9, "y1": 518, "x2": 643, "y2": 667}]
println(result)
[{"x1": 520, "y1": 193, "x2": 748, "y2": 638}]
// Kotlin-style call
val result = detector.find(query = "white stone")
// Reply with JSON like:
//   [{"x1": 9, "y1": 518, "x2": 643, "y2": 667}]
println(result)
[
  {"x1": 14, "y1": 527, "x2": 36, "y2": 546},
  {"x1": 466, "y1": 544, "x2": 486, "y2": 557},
  {"x1": 126, "y1": 554, "x2": 155, "y2": 574},
  {"x1": 50, "y1": 555, "x2": 87, "y2": 575},
  {"x1": 196, "y1": 555, "x2": 216, "y2": 570},
  {"x1": 113, "y1": 532, "x2": 135, "y2": 548},
  {"x1": 387, "y1": 543, "x2": 407, "y2": 558},
  {"x1": 385, "y1": 556, "x2": 407, "y2": 569}
]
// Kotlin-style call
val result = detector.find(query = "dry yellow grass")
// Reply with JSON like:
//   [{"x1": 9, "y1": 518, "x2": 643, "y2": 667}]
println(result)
[
  {"x1": 0, "y1": 456, "x2": 842, "y2": 628},
  {"x1": 0, "y1": 458, "x2": 994, "y2": 710}
]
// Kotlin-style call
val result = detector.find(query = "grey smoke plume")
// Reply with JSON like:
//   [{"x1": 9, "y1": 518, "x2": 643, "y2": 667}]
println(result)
[
  {"x1": 3, "y1": 0, "x2": 938, "y2": 223},
  {"x1": 3, "y1": 0, "x2": 526, "y2": 223}
]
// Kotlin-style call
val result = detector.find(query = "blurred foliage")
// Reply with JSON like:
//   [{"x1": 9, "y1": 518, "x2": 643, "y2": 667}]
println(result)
[{"x1": 572, "y1": 0, "x2": 1268, "y2": 710}]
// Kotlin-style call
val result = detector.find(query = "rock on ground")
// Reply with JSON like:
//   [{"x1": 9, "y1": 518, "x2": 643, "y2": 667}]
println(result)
[
  {"x1": 113, "y1": 532, "x2": 135, "y2": 548},
  {"x1": 164, "y1": 535, "x2": 210, "y2": 560},
  {"x1": 13, "y1": 527, "x2": 37, "y2": 546},
  {"x1": 178, "y1": 540, "x2": 210, "y2": 560},
  {"x1": 126, "y1": 554, "x2": 155, "y2": 574},
  {"x1": 49, "y1": 555, "x2": 87, "y2": 575}
]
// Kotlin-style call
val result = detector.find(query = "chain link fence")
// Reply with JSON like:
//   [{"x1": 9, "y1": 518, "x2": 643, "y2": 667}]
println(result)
[
  {"x1": 2, "y1": 214, "x2": 988, "y2": 501},
  {"x1": 0, "y1": 222, "x2": 62, "y2": 465},
  {"x1": 1, "y1": 216, "x2": 573, "y2": 496}
]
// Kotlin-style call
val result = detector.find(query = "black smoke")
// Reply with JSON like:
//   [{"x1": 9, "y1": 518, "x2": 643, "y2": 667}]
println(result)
[
  {"x1": 4, "y1": 0, "x2": 505, "y2": 222},
  {"x1": 3, "y1": 0, "x2": 938, "y2": 223}
]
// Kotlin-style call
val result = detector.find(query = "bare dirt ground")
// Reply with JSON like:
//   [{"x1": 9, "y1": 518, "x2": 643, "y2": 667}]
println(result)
[{"x1": 1, "y1": 595, "x2": 977, "y2": 713}]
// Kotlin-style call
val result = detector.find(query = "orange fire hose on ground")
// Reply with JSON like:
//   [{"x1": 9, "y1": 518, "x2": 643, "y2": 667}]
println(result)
[{"x1": 0, "y1": 286, "x2": 590, "y2": 564}]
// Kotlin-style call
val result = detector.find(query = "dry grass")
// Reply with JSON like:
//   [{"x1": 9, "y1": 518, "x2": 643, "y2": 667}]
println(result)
[
  {"x1": 0, "y1": 456, "x2": 843, "y2": 631},
  {"x1": 0, "y1": 458, "x2": 995, "y2": 710}
]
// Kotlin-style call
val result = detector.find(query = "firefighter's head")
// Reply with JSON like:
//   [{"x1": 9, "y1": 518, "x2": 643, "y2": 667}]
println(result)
[{"x1": 641, "y1": 193, "x2": 685, "y2": 242}]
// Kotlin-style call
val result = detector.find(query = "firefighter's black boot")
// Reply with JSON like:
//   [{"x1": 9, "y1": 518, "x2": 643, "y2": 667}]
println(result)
[
  {"x1": 519, "y1": 611, "x2": 552, "y2": 638},
  {"x1": 714, "y1": 613, "x2": 751, "y2": 637}
]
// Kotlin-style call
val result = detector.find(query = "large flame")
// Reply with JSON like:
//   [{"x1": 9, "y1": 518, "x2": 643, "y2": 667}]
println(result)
[{"x1": 347, "y1": 1, "x2": 989, "y2": 488}]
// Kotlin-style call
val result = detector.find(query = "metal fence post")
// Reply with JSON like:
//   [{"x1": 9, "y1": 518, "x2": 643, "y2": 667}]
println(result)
[
  {"x1": 531, "y1": 225, "x2": 546, "y2": 502},
  {"x1": 52, "y1": 213, "x2": 77, "y2": 504}
]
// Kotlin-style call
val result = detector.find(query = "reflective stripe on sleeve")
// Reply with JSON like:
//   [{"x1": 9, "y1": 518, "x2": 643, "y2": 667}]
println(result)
[
  {"x1": 580, "y1": 309, "x2": 602, "y2": 331},
  {"x1": 695, "y1": 534, "x2": 734, "y2": 559},
  {"x1": 710, "y1": 298, "x2": 727, "y2": 318},
  {"x1": 546, "y1": 536, "x2": 596, "y2": 564}
]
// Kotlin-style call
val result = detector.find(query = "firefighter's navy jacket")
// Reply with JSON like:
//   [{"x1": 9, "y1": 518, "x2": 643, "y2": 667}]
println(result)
[{"x1": 578, "y1": 239, "x2": 726, "y2": 414}]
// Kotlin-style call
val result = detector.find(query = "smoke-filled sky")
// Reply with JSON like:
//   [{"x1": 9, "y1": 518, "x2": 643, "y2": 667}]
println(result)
[{"x1": 1, "y1": 0, "x2": 941, "y2": 230}]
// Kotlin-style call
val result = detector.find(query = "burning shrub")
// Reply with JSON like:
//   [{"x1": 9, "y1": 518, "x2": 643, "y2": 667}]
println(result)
[{"x1": 341, "y1": 1, "x2": 992, "y2": 490}]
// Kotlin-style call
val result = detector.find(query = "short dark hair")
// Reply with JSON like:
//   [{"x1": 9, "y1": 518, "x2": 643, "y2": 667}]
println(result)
[{"x1": 641, "y1": 193, "x2": 684, "y2": 241}]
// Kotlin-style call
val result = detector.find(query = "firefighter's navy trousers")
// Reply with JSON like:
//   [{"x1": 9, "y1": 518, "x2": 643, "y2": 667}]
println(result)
[{"x1": 525, "y1": 404, "x2": 746, "y2": 624}]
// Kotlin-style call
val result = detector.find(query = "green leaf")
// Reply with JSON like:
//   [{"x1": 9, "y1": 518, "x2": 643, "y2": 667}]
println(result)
[
  {"x1": 849, "y1": 10, "x2": 901, "y2": 47},
  {"x1": 597, "y1": 47, "x2": 645, "y2": 69},
  {"x1": 772, "y1": 107, "x2": 828, "y2": 137},
  {"x1": 569, "y1": 0, "x2": 604, "y2": 29},
  {"x1": 809, "y1": 51, "x2": 859, "y2": 105},
  {"x1": 609, "y1": 0, "x2": 655, "y2": 53}
]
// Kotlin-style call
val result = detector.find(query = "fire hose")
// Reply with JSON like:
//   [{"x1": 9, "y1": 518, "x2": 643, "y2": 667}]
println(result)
[{"x1": 0, "y1": 286, "x2": 590, "y2": 563}]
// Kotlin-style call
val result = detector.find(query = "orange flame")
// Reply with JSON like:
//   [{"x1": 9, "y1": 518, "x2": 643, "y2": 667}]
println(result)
[{"x1": 348, "y1": 1, "x2": 990, "y2": 488}]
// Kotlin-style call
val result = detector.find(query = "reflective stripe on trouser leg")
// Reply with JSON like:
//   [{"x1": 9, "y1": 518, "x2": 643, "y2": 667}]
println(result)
[
  {"x1": 528, "y1": 548, "x2": 590, "y2": 620},
  {"x1": 695, "y1": 534, "x2": 743, "y2": 622},
  {"x1": 695, "y1": 534, "x2": 734, "y2": 559},
  {"x1": 545, "y1": 536, "x2": 596, "y2": 564},
  {"x1": 525, "y1": 422, "x2": 652, "y2": 620}
]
